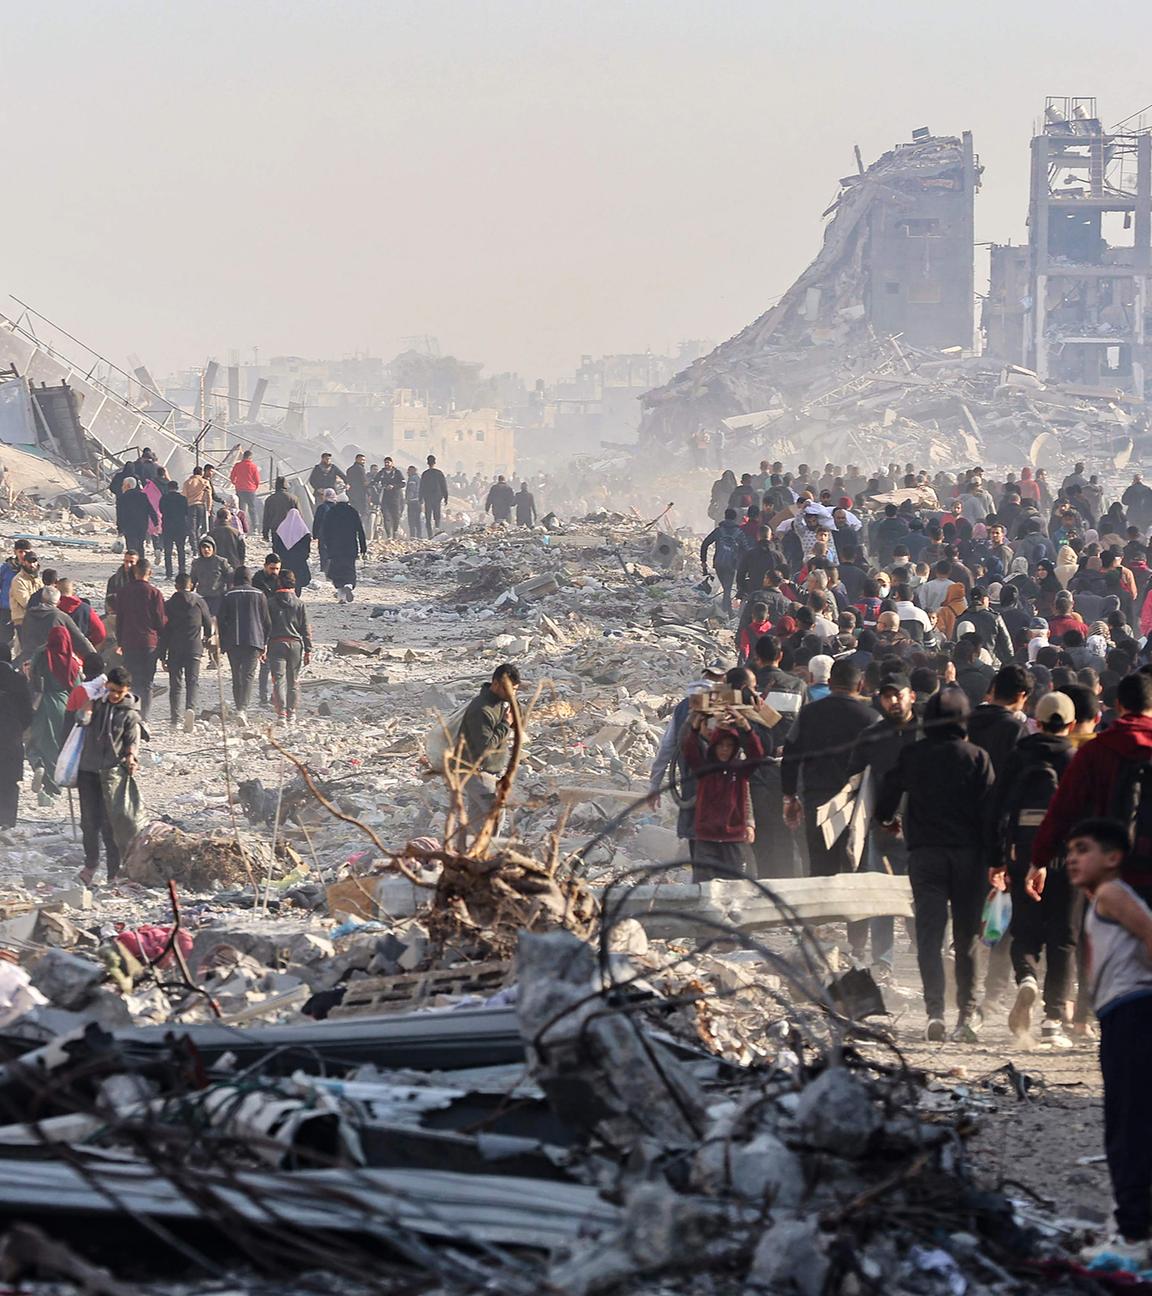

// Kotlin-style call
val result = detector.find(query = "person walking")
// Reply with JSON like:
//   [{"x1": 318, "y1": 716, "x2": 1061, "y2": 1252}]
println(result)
[
  {"x1": 420, "y1": 454, "x2": 449, "y2": 535},
  {"x1": 115, "y1": 477, "x2": 158, "y2": 558},
  {"x1": 261, "y1": 478, "x2": 300, "y2": 544},
  {"x1": 17, "y1": 586, "x2": 94, "y2": 666},
  {"x1": 272, "y1": 508, "x2": 313, "y2": 594},
  {"x1": 76, "y1": 666, "x2": 143, "y2": 886},
  {"x1": 374, "y1": 457, "x2": 405, "y2": 539},
  {"x1": 700, "y1": 509, "x2": 749, "y2": 616},
  {"x1": 159, "y1": 573, "x2": 213, "y2": 731},
  {"x1": 9, "y1": 551, "x2": 42, "y2": 655},
  {"x1": 405, "y1": 465, "x2": 423, "y2": 538},
  {"x1": 216, "y1": 567, "x2": 270, "y2": 725},
  {"x1": 113, "y1": 559, "x2": 166, "y2": 721},
  {"x1": 0, "y1": 540, "x2": 32, "y2": 648},
  {"x1": 308, "y1": 452, "x2": 346, "y2": 497},
  {"x1": 182, "y1": 467, "x2": 213, "y2": 543},
  {"x1": 229, "y1": 450, "x2": 261, "y2": 530},
  {"x1": 345, "y1": 453, "x2": 373, "y2": 541},
  {"x1": 266, "y1": 571, "x2": 312, "y2": 726},
  {"x1": 158, "y1": 480, "x2": 191, "y2": 578},
  {"x1": 486, "y1": 476, "x2": 515, "y2": 524},
  {"x1": 0, "y1": 643, "x2": 34, "y2": 828},
  {"x1": 458, "y1": 664, "x2": 522, "y2": 835},
  {"x1": 680, "y1": 705, "x2": 764, "y2": 881},
  {"x1": 781, "y1": 659, "x2": 875, "y2": 876},
  {"x1": 321, "y1": 494, "x2": 368, "y2": 602},
  {"x1": 209, "y1": 507, "x2": 246, "y2": 569},
  {"x1": 189, "y1": 536, "x2": 232, "y2": 627},
  {"x1": 875, "y1": 686, "x2": 996, "y2": 1043},
  {"x1": 515, "y1": 482, "x2": 537, "y2": 528},
  {"x1": 27, "y1": 625, "x2": 81, "y2": 797},
  {"x1": 252, "y1": 554, "x2": 283, "y2": 707}
]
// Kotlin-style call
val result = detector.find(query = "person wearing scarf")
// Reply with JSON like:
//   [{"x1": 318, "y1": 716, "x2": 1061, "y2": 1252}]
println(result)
[
  {"x1": 28, "y1": 625, "x2": 80, "y2": 796},
  {"x1": 273, "y1": 508, "x2": 313, "y2": 595}
]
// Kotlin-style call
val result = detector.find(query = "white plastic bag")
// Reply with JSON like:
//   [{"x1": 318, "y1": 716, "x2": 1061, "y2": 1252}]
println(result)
[
  {"x1": 422, "y1": 702, "x2": 469, "y2": 773},
  {"x1": 53, "y1": 724, "x2": 84, "y2": 790},
  {"x1": 980, "y1": 888, "x2": 1012, "y2": 947}
]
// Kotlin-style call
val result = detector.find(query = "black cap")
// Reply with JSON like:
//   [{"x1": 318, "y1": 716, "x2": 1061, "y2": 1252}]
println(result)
[{"x1": 877, "y1": 672, "x2": 911, "y2": 693}]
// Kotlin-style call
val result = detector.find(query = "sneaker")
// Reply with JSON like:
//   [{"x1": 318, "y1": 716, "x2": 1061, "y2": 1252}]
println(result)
[
  {"x1": 1041, "y1": 1018, "x2": 1074, "y2": 1049},
  {"x1": 951, "y1": 1010, "x2": 983, "y2": 1044},
  {"x1": 343, "y1": 585, "x2": 355, "y2": 603},
  {"x1": 1008, "y1": 977, "x2": 1038, "y2": 1038},
  {"x1": 184, "y1": 708, "x2": 195, "y2": 733},
  {"x1": 1081, "y1": 1234, "x2": 1150, "y2": 1267},
  {"x1": 925, "y1": 1018, "x2": 946, "y2": 1042},
  {"x1": 30, "y1": 768, "x2": 44, "y2": 794},
  {"x1": 235, "y1": 710, "x2": 248, "y2": 729}
]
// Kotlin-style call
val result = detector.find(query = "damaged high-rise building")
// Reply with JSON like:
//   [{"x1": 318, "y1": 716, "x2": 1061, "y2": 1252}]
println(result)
[
  {"x1": 639, "y1": 130, "x2": 979, "y2": 447},
  {"x1": 987, "y1": 97, "x2": 1152, "y2": 402}
]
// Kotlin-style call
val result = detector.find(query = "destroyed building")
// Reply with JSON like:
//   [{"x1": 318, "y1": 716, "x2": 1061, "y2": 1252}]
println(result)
[
  {"x1": 987, "y1": 96, "x2": 1152, "y2": 403},
  {"x1": 637, "y1": 130, "x2": 980, "y2": 449}
]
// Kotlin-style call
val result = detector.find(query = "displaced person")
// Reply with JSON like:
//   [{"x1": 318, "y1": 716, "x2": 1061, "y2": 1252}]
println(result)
[
  {"x1": 308, "y1": 452, "x2": 346, "y2": 497},
  {"x1": 77, "y1": 666, "x2": 143, "y2": 886},
  {"x1": 189, "y1": 536, "x2": 232, "y2": 623},
  {"x1": 405, "y1": 466, "x2": 423, "y2": 538},
  {"x1": 320, "y1": 493, "x2": 368, "y2": 602},
  {"x1": 27, "y1": 623, "x2": 81, "y2": 797},
  {"x1": 114, "y1": 559, "x2": 167, "y2": 721},
  {"x1": 159, "y1": 573, "x2": 213, "y2": 731},
  {"x1": 266, "y1": 571, "x2": 312, "y2": 725},
  {"x1": 229, "y1": 450, "x2": 261, "y2": 529},
  {"x1": 115, "y1": 477, "x2": 159, "y2": 557},
  {"x1": 515, "y1": 482, "x2": 537, "y2": 527},
  {"x1": 681, "y1": 704, "x2": 763, "y2": 882},
  {"x1": 700, "y1": 508, "x2": 747, "y2": 615},
  {"x1": 182, "y1": 467, "x2": 214, "y2": 542},
  {"x1": 420, "y1": 454, "x2": 449, "y2": 535},
  {"x1": 373, "y1": 457, "x2": 405, "y2": 539},
  {"x1": 272, "y1": 508, "x2": 313, "y2": 594},
  {"x1": 458, "y1": 664, "x2": 522, "y2": 834},
  {"x1": 875, "y1": 686, "x2": 995, "y2": 1043},
  {"x1": 217, "y1": 567, "x2": 271, "y2": 726},
  {"x1": 209, "y1": 507, "x2": 246, "y2": 568},
  {"x1": 9, "y1": 551, "x2": 42, "y2": 654},
  {"x1": 345, "y1": 453, "x2": 373, "y2": 540},
  {"x1": 0, "y1": 643, "x2": 34, "y2": 828},
  {"x1": 261, "y1": 478, "x2": 301, "y2": 543},
  {"x1": 486, "y1": 476, "x2": 515, "y2": 524}
]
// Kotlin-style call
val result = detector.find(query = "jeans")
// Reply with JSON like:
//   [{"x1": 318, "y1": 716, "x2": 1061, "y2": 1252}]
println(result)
[
  {"x1": 848, "y1": 828, "x2": 909, "y2": 967},
  {"x1": 407, "y1": 501, "x2": 423, "y2": 538},
  {"x1": 226, "y1": 646, "x2": 261, "y2": 712},
  {"x1": 237, "y1": 491, "x2": 257, "y2": 529},
  {"x1": 121, "y1": 649, "x2": 158, "y2": 721},
  {"x1": 381, "y1": 495, "x2": 402, "y2": 538},
  {"x1": 123, "y1": 529, "x2": 147, "y2": 560},
  {"x1": 268, "y1": 639, "x2": 303, "y2": 716},
  {"x1": 162, "y1": 532, "x2": 187, "y2": 578},
  {"x1": 1008, "y1": 859, "x2": 1077, "y2": 1019},
  {"x1": 167, "y1": 652, "x2": 201, "y2": 722},
  {"x1": 78, "y1": 769, "x2": 120, "y2": 878},
  {"x1": 1101, "y1": 995, "x2": 1152, "y2": 1241},
  {"x1": 908, "y1": 845, "x2": 985, "y2": 1020},
  {"x1": 715, "y1": 563, "x2": 736, "y2": 615},
  {"x1": 188, "y1": 504, "x2": 207, "y2": 542},
  {"x1": 423, "y1": 499, "x2": 442, "y2": 534}
]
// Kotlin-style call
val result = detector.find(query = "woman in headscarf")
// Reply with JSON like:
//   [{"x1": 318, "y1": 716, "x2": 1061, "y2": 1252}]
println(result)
[
  {"x1": 1034, "y1": 559, "x2": 1063, "y2": 616},
  {"x1": 1004, "y1": 555, "x2": 1040, "y2": 612},
  {"x1": 27, "y1": 625, "x2": 80, "y2": 796},
  {"x1": 272, "y1": 507, "x2": 313, "y2": 595},
  {"x1": 934, "y1": 582, "x2": 969, "y2": 640},
  {"x1": 1055, "y1": 544, "x2": 1079, "y2": 587}
]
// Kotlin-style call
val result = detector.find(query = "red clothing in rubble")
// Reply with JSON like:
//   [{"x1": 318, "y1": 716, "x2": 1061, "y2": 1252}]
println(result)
[{"x1": 681, "y1": 725, "x2": 763, "y2": 843}]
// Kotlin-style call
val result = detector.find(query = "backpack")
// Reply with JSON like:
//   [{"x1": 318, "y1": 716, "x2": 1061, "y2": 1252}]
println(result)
[
  {"x1": 1109, "y1": 758, "x2": 1152, "y2": 904},
  {"x1": 1003, "y1": 754, "x2": 1062, "y2": 864},
  {"x1": 712, "y1": 527, "x2": 744, "y2": 573}
]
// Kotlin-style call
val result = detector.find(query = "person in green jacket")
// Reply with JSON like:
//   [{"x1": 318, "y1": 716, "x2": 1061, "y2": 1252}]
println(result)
[{"x1": 458, "y1": 663, "x2": 522, "y2": 835}]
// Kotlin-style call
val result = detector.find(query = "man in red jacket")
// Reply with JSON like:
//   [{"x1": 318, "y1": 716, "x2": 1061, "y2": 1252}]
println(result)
[
  {"x1": 681, "y1": 707, "x2": 763, "y2": 882},
  {"x1": 57, "y1": 579, "x2": 106, "y2": 649},
  {"x1": 229, "y1": 451, "x2": 261, "y2": 530},
  {"x1": 1031, "y1": 671, "x2": 1152, "y2": 903}
]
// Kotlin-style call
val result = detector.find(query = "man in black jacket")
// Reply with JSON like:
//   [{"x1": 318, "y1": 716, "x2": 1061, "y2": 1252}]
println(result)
[
  {"x1": 159, "y1": 574, "x2": 213, "y2": 730},
  {"x1": 486, "y1": 477, "x2": 515, "y2": 524},
  {"x1": 964, "y1": 586, "x2": 1014, "y2": 665},
  {"x1": 988, "y1": 691, "x2": 1077, "y2": 1046},
  {"x1": 420, "y1": 455, "x2": 449, "y2": 535},
  {"x1": 307, "y1": 453, "x2": 346, "y2": 497},
  {"x1": 115, "y1": 477, "x2": 158, "y2": 557},
  {"x1": 0, "y1": 643, "x2": 34, "y2": 827},
  {"x1": 875, "y1": 686, "x2": 995, "y2": 1043},
  {"x1": 781, "y1": 659, "x2": 875, "y2": 877},
  {"x1": 158, "y1": 480, "x2": 191, "y2": 578},
  {"x1": 251, "y1": 554, "x2": 282, "y2": 706},
  {"x1": 373, "y1": 458, "x2": 405, "y2": 539},
  {"x1": 967, "y1": 664, "x2": 1028, "y2": 777},
  {"x1": 846, "y1": 672, "x2": 919, "y2": 977},
  {"x1": 217, "y1": 568, "x2": 270, "y2": 725}
]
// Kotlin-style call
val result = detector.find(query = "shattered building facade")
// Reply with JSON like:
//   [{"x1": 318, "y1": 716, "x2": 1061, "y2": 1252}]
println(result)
[
  {"x1": 638, "y1": 130, "x2": 980, "y2": 448},
  {"x1": 987, "y1": 97, "x2": 1152, "y2": 402}
]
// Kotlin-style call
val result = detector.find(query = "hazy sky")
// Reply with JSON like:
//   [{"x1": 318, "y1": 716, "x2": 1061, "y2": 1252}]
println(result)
[{"x1": 4, "y1": 0, "x2": 1152, "y2": 384}]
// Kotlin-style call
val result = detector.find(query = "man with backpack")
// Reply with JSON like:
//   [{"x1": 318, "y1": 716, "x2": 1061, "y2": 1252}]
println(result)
[
  {"x1": 1032, "y1": 671, "x2": 1152, "y2": 906},
  {"x1": 700, "y1": 509, "x2": 748, "y2": 615},
  {"x1": 989, "y1": 691, "x2": 1078, "y2": 1046}
]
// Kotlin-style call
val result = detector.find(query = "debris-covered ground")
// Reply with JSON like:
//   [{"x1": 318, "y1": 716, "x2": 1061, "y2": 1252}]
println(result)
[{"x1": 0, "y1": 501, "x2": 1125, "y2": 1294}]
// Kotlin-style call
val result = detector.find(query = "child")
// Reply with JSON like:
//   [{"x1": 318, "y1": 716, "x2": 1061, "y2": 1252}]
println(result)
[
  {"x1": 680, "y1": 708, "x2": 762, "y2": 883},
  {"x1": 1068, "y1": 818, "x2": 1152, "y2": 1264},
  {"x1": 738, "y1": 602, "x2": 772, "y2": 664}
]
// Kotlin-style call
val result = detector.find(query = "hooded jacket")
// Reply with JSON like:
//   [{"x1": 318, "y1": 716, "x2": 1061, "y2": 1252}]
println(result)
[
  {"x1": 159, "y1": 589, "x2": 213, "y2": 659},
  {"x1": 114, "y1": 578, "x2": 167, "y2": 652},
  {"x1": 218, "y1": 583, "x2": 271, "y2": 651},
  {"x1": 58, "y1": 595, "x2": 106, "y2": 647},
  {"x1": 875, "y1": 708, "x2": 994, "y2": 851},
  {"x1": 700, "y1": 518, "x2": 748, "y2": 573},
  {"x1": 17, "y1": 604, "x2": 94, "y2": 665},
  {"x1": 209, "y1": 521, "x2": 246, "y2": 568},
  {"x1": 681, "y1": 725, "x2": 764, "y2": 843},
  {"x1": 189, "y1": 545, "x2": 232, "y2": 600},
  {"x1": 267, "y1": 589, "x2": 312, "y2": 651},
  {"x1": 1032, "y1": 713, "x2": 1152, "y2": 868},
  {"x1": 989, "y1": 730, "x2": 1073, "y2": 870}
]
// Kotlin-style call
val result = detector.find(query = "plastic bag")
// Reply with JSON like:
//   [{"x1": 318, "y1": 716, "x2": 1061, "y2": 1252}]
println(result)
[
  {"x1": 422, "y1": 701, "x2": 469, "y2": 772},
  {"x1": 53, "y1": 724, "x2": 84, "y2": 790},
  {"x1": 980, "y1": 888, "x2": 1012, "y2": 947}
]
